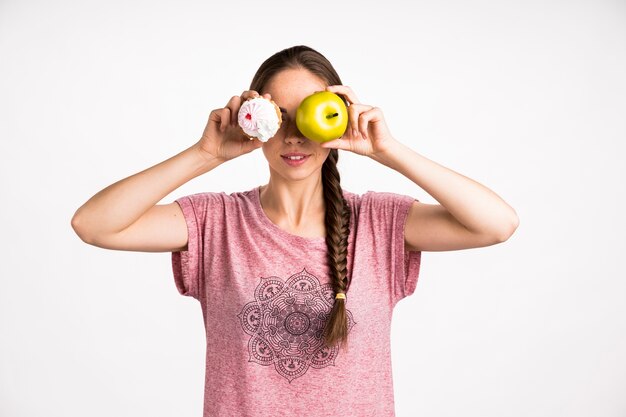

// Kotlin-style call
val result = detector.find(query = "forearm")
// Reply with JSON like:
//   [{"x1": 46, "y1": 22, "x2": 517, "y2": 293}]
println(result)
[
  {"x1": 71, "y1": 144, "x2": 223, "y2": 237},
  {"x1": 372, "y1": 141, "x2": 519, "y2": 237}
]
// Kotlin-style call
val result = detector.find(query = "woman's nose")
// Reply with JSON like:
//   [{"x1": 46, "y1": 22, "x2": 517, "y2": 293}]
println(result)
[{"x1": 284, "y1": 124, "x2": 306, "y2": 143}]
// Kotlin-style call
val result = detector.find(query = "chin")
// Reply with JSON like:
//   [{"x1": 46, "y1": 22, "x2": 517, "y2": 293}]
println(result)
[{"x1": 267, "y1": 160, "x2": 321, "y2": 181}]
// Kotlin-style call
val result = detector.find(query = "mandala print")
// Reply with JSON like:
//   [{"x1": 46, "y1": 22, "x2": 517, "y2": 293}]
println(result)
[{"x1": 237, "y1": 268, "x2": 356, "y2": 383}]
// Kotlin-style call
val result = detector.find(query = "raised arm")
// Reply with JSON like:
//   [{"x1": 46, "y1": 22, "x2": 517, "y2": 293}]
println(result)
[
  {"x1": 317, "y1": 84, "x2": 519, "y2": 252},
  {"x1": 70, "y1": 144, "x2": 223, "y2": 252},
  {"x1": 71, "y1": 90, "x2": 269, "y2": 252}
]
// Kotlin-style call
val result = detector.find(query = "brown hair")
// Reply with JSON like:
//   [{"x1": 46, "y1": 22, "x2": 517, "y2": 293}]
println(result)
[{"x1": 249, "y1": 45, "x2": 352, "y2": 351}]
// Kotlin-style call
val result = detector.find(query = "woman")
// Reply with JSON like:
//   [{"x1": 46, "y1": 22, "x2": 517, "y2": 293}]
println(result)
[{"x1": 71, "y1": 45, "x2": 519, "y2": 416}]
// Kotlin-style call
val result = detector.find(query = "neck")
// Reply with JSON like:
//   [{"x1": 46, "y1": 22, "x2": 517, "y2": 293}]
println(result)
[{"x1": 260, "y1": 178, "x2": 325, "y2": 229}]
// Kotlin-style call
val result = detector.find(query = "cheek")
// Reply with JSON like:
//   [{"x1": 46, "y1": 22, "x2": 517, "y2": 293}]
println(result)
[
  {"x1": 318, "y1": 147, "x2": 331, "y2": 159},
  {"x1": 261, "y1": 137, "x2": 279, "y2": 157}
]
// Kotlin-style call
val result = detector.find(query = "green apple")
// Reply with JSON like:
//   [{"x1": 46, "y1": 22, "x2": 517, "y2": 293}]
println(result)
[{"x1": 296, "y1": 91, "x2": 348, "y2": 143}]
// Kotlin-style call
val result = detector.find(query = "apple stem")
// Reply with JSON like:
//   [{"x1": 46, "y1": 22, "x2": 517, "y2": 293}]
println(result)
[{"x1": 326, "y1": 112, "x2": 339, "y2": 119}]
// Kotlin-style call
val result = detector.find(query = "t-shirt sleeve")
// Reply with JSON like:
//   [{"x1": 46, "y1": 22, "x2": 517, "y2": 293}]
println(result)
[
  {"x1": 171, "y1": 192, "x2": 224, "y2": 300},
  {"x1": 364, "y1": 191, "x2": 422, "y2": 306}
]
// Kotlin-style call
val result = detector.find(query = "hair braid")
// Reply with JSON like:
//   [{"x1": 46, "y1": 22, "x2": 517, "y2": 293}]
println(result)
[
  {"x1": 321, "y1": 149, "x2": 352, "y2": 351},
  {"x1": 248, "y1": 45, "x2": 354, "y2": 350}
]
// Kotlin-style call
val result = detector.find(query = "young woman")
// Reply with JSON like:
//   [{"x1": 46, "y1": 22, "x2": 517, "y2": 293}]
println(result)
[{"x1": 71, "y1": 45, "x2": 518, "y2": 417}]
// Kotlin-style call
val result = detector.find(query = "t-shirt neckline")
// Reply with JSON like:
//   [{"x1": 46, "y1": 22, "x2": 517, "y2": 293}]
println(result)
[{"x1": 253, "y1": 185, "x2": 327, "y2": 246}]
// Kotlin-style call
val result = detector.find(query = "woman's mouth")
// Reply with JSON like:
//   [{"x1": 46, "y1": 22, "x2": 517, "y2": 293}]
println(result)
[{"x1": 281, "y1": 154, "x2": 310, "y2": 166}]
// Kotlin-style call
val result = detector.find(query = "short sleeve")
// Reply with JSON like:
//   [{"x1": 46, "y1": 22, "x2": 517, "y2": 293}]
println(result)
[
  {"x1": 364, "y1": 191, "x2": 422, "y2": 306},
  {"x1": 393, "y1": 194, "x2": 422, "y2": 304},
  {"x1": 171, "y1": 192, "x2": 224, "y2": 300}
]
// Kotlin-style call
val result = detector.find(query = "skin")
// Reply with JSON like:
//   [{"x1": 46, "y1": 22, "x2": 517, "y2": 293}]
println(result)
[
  {"x1": 257, "y1": 68, "x2": 332, "y2": 239},
  {"x1": 70, "y1": 67, "x2": 519, "y2": 253},
  {"x1": 255, "y1": 68, "x2": 520, "y2": 251}
]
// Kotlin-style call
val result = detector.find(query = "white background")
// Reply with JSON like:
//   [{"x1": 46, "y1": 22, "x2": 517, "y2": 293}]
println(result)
[{"x1": 1, "y1": 0, "x2": 625, "y2": 416}]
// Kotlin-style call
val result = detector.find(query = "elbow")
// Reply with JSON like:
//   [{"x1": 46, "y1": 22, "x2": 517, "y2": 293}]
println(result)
[
  {"x1": 496, "y1": 213, "x2": 520, "y2": 242},
  {"x1": 71, "y1": 213, "x2": 93, "y2": 244}
]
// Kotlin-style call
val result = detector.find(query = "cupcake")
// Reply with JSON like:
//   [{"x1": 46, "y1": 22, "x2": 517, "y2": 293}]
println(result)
[{"x1": 238, "y1": 97, "x2": 283, "y2": 141}]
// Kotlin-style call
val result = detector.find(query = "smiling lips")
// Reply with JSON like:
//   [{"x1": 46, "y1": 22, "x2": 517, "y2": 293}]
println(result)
[
  {"x1": 281, "y1": 153, "x2": 310, "y2": 166},
  {"x1": 281, "y1": 152, "x2": 310, "y2": 160}
]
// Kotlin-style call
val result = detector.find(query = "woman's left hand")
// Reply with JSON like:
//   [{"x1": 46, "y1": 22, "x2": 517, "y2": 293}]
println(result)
[{"x1": 319, "y1": 85, "x2": 399, "y2": 159}]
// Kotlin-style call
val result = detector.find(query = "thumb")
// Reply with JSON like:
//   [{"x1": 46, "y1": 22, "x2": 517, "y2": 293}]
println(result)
[
  {"x1": 320, "y1": 139, "x2": 343, "y2": 150},
  {"x1": 244, "y1": 137, "x2": 263, "y2": 153}
]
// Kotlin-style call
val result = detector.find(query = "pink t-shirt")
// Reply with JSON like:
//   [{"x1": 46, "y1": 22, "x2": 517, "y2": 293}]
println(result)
[{"x1": 171, "y1": 185, "x2": 422, "y2": 417}]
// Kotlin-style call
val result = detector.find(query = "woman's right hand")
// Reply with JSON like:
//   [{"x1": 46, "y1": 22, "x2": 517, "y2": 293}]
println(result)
[{"x1": 195, "y1": 90, "x2": 271, "y2": 162}]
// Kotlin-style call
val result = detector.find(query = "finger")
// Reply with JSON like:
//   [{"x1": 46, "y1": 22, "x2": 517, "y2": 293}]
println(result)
[
  {"x1": 358, "y1": 107, "x2": 382, "y2": 140},
  {"x1": 347, "y1": 103, "x2": 373, "y2": 137},
  {"x1": 241, "y1": 90, "x2": 260, "y2": 101},
  {"x1": 243, "y1": 137, "x2": 263, "y2": 153},
  {"x1": 209, "y1": 108, "x2": 230, "y2": 132},
  {"x1": 225, "y1": 95, "x2": 242, "y2": 126},
  {"x1": 325, "y1": 85, "x2": 360, "y2": 105},
  {"x1": 219, "y1": 108, "x2": 231, "y2": 132},
  {"x1": 320, "y1": 138, "x2": 347, "y2": 150},
  {"x1": 347, "y1": 105, "x2": 359, "y2": 137}
]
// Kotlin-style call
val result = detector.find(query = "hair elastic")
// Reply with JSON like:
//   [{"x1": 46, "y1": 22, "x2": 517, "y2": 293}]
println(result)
[{"x1": 335, "y1": 292, "x2": 346, "y2": 300}]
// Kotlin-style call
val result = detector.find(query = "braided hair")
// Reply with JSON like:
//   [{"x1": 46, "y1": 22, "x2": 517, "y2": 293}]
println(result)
[{"x1": 249, "y1": 45, "x2": 352, "y2": 351}]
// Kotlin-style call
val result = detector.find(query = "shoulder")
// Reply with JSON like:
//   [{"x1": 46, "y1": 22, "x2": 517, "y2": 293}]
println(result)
[
  {"x1": 339, "y1": 188, "x2": 363, "y2": 212},
  {"x1": 179, "y1": 187, "x2": 254, "y2": 203},
  {"x1": 352, "y1": 189, "x2": 415, "y2": 205},
  {"x1": 353, "y1": 190, "x2": 417, "y2": 223},
  {"x1": 340, "y1": 189, "x2": 411, "y2": 219},
  {"x1": 176, "y1": 190, "x2": 228, "y2": 205},
  {"x1": 175, "y1": 189, "x2": 246, "y2": 215}
]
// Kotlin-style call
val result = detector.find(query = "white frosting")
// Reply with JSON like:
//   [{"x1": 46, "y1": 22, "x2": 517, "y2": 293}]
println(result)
[{"x1": 238, "y1": 97, "x2": 280, "y2": 141}]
